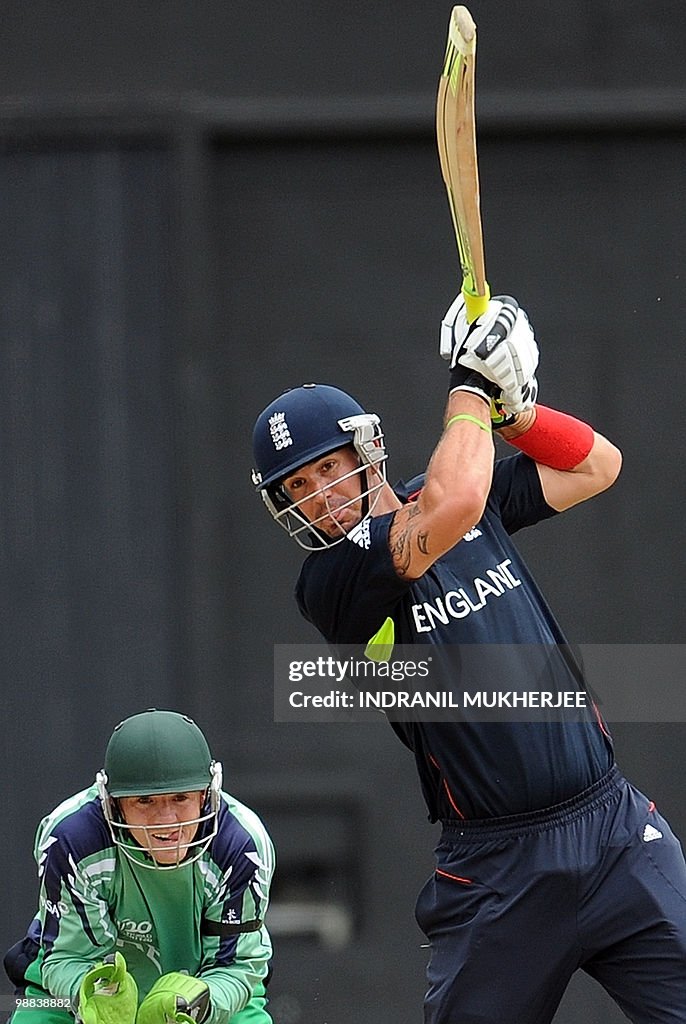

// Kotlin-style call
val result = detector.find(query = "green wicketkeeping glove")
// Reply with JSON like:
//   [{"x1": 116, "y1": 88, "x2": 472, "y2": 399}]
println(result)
[
  {"x1": 136, "y1": 973, "x2": 210, "y2": 1024},
  {"x1": 78, "y1": 953, "x2": 138, "y2": 1024}
]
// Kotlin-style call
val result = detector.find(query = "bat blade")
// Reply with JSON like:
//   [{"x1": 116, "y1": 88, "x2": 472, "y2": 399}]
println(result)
[{"x1": 436, "y1": 5, "x2": 490, "y2": 323}]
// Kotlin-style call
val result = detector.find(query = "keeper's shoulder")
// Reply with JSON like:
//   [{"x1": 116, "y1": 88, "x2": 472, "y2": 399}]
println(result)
[
  {"x1": 34, "y1": 786, "x2": 112, "y2": 865},
  {"x1": 217, "y1": 792, "x2": 274, "y2": 860}
]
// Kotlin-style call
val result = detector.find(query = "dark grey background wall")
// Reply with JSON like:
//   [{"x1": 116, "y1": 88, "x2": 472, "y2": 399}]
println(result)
[{"x1": 2, "y1": 3, "x2": 685, "y2": 1023}]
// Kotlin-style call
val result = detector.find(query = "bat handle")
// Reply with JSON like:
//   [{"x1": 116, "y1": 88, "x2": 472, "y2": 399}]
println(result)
[{"x1": 462, "y1": 283, "x2": 491, "y2": 324}]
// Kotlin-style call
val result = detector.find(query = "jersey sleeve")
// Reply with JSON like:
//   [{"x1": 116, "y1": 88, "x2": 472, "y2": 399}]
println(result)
[
  {"x1": 490, "y1": 453, "x2": 559, "y2": 534},
  {"x1": 33, "y1": 801, "x2": 118, "y2": 1006},
  {"x1": 199, "y1": 800, "x2": 275, "y2": 1024},
  {"x1": 296, "y1": 513, "x2": 412, "y2": 644}
]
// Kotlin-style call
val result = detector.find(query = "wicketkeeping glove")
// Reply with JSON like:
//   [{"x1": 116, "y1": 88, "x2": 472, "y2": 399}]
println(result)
[
  {"x1": 441, "y1": 293, "x2": 539, "y2": 396},
  {"x1": 137, "y1": 973, "x2": 210, "y2": 1024},
  {"x1": 78, "y1": 953, "x2": 138, "y2": 1024}
]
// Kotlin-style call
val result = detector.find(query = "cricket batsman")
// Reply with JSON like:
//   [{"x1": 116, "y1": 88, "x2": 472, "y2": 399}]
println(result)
[{"x1": 251, "y1": 294, "x2": 686, "y2": 1023}]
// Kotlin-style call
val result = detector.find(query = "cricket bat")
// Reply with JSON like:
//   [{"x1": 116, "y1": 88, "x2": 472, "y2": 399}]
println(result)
[{"x1": 436, "y1": 5, "x2": 490, "y2": 323}]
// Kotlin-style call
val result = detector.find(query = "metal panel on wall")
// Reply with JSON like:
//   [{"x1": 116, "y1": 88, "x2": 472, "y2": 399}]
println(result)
[
  {"x1": 0, "y1": 143, "x2": 185, "y2": 950},
  {"x1": 2, "y1": 0, "x2": 686, "y2": 98}
]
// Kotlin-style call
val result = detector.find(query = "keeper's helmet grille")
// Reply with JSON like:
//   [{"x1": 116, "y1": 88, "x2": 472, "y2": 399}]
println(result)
[{"x1": 97, "y1": 709, "x2": 222, "y2": 870}]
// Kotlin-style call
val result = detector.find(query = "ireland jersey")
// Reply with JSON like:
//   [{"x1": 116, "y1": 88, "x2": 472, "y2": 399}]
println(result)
[{"x1": 14, "y1": 786, "x2": 274, "y2": 1024}]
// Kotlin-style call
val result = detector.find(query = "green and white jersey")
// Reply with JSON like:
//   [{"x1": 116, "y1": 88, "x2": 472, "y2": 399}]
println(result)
[{"x1": 20, "y1": 786, "x2": 274, "y2": 1024}]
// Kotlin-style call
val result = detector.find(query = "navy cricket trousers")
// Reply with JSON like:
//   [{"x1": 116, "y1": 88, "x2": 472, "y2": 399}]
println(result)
[{"x1": 415, "y1": 766, "x2": 686, "y2": 1024}]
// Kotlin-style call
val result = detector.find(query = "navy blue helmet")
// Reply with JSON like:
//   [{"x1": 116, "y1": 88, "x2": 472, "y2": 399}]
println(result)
[{"x1": 252, "y1": 384, "x2": 387, "y2": 549}]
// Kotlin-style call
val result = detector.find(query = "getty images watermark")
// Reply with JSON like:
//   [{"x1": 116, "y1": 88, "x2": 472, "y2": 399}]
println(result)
[{"x1": 274, "y1": 644, "x2": 686, "y2": 723}]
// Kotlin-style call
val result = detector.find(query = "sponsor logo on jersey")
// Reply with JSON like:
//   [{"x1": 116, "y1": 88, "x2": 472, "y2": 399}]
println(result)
[
  {"x1": 117, "y1": 918, "x2": 154, "y2": 941},
  {"x1": 41, "y1": 897, "x2": 70, "y2": 918},
  {"x1": 462, "y1": 527, "x2": 482, "y2": 542},
  {"x1": 643, "y1": 824, "x2": 663, "y2": 842},
  {"x1": 411, "y1": 559, "x2": 522, "y2": 633},
  {"x1": 348, "y1": 519, "x2": 371, "y2": 549},
  {"x1": 268, "y1": 411, "x2": 293, "y2": 451}
]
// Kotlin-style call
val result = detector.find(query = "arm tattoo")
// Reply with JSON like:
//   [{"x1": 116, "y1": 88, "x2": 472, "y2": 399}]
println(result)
[{"x1": 390, "y1": 503, "x2": 431, "y2": 577}]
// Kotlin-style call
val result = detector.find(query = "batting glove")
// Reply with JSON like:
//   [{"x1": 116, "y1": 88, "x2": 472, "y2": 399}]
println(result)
[
  {"x1": 439, "y1": 293, "x2": 497, "y2": 403},
  {"x1": 77, "y1": 953, "x2": 138, "y2": 1024},
  {"x1": 461, "y1": 296, "x2": 538, "y2": 393},
  {"x1": 441, "y1": 293, "x2": 539, "y2": 395},
  {"x1": 137, "y1": 973, "x2": 210, "y2": 1024},
  {"x1": 491, "y1": 375, "x2": 539, "y2": 430}
]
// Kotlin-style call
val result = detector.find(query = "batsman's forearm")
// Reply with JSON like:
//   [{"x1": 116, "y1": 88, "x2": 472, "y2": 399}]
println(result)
[
  {"x1": 422, "y1": 391, "x2": 494, "y2": 519},
  {"x1": 386, "y1": 390, "x2": 495, "y2": 578}
]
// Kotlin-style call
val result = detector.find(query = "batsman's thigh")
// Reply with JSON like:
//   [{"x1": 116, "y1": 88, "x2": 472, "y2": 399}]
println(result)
[
  {"x1": 640, "y1": 808, "x2": 686, "y2": 902},
  {"x1": 586, "y1": 802, "x2": 686, "y2": 1022},
  {"x1": 415, "y1": 866, "x2": 498, "y2": 941},
  {"x1": 415, "y1": 833, "x2": 519, "y2": 942},
  {"x1": 415, "y1": 840, "x2": 578, "y2": 1024}
]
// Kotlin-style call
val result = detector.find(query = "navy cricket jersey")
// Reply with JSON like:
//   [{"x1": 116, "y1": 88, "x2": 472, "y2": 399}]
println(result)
[{"x1": 296, "y1": 453, "x2": 613, "y2": 821}]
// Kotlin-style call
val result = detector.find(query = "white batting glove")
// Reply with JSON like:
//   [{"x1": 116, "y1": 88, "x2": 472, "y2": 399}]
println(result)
[
  {"x1": 499, "y1": 375, "x2": 539, "y2": 416},
  {"x1": 461, "y1": 296, "x2": 538, "y2": 392},
  {"x1": 440, "y1": 293, "x2": 497, "y2": 402},
  {"x1": 441, "y1": 294, "x2": 539, "y2": 396},
  {"x1": 440, "y1": 293, "x2": 483, "y2": 363}
]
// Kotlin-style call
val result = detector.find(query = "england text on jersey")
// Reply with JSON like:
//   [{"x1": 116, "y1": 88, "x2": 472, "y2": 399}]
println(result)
[{"x1": 411, "y1": 559, "x2": 522, "y2": 633}]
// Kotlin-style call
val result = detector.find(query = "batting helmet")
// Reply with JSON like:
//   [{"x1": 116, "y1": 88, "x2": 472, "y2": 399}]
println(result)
[{"x1": 251, "y1": 383, "x2": 387, "y2": 549}]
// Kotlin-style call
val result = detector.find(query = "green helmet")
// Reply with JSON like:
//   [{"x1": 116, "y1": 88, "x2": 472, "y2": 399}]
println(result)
[
  {"x1": 97, "y1": 709, "x2": 223, "y2": 870},
  {"x1": 104, "y1": 709, "x2": 213, "y2": 796}
]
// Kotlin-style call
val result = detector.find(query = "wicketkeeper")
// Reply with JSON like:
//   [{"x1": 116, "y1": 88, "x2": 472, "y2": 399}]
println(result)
[{"x1": 4, "y1": 710, "x2": 274, "y2": 1024}]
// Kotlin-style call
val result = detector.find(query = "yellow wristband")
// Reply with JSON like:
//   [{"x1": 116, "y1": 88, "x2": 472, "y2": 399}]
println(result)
[{"x1": 445, "y1": 413, "x2": 492, "y2": 433}]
